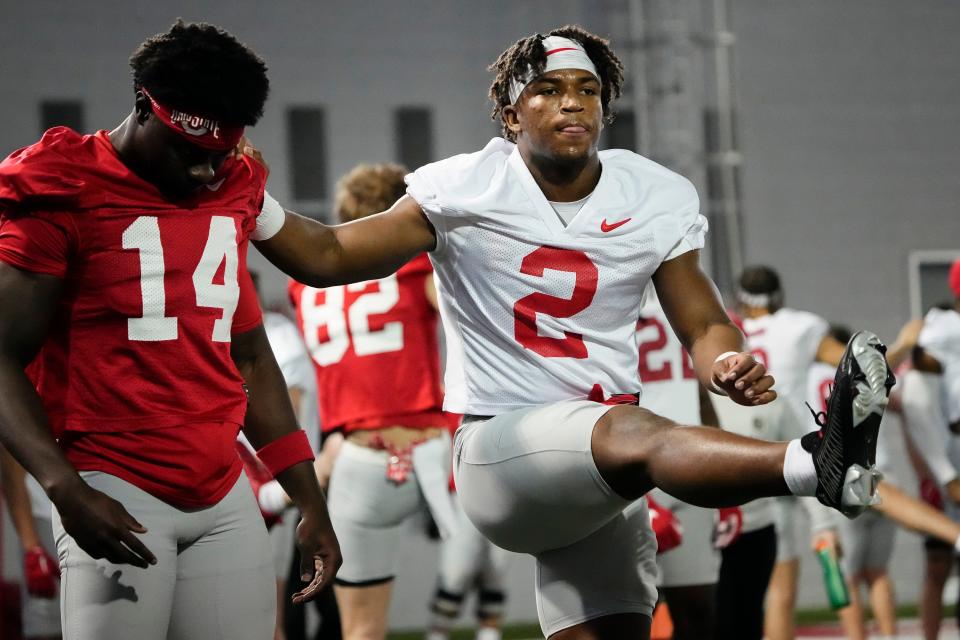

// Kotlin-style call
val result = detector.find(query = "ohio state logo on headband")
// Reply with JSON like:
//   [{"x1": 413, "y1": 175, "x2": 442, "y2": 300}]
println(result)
[
  {"x1": 170, "y1": 110, "x2": 222, "y2": 139},
  {"x1": 142, "y1": 88, "x2": 244, "y2": 151}
]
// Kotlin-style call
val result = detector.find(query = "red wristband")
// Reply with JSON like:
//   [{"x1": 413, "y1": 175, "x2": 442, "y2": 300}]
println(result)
[{"x1": 256, "y1": 430, "x2": 314, "y2": 477}]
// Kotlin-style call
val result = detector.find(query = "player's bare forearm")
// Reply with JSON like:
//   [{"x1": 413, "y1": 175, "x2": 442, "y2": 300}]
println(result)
[
  {"x1": 0, "y1": 265, "x2": 84, "y2": 501},
  {"x1": 254, "y1": 195, "x2": 436, "y2": 288},
  {"x1": 652, "y1": 251, "x2": 744, "y2": 384},
  {"x1": 231, "y1": 324, "x2": 324, "y2": 510},
  {"x1": 231, "y1": 325, "x2": 342, "y2": 599},
  {"x1": 653, "y1": 251, "x2": 775, "y2": 405}
]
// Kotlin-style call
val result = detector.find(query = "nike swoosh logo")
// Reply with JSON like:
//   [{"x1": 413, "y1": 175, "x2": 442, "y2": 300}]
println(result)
[
  {"x1": 205, "y1": 179, "x2": 226, "y2": 192},
  {"x1": 600, "y1": 217, "x2": 631, "y2": 232}
]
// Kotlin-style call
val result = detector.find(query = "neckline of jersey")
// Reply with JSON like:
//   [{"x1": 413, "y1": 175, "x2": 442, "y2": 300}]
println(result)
[{"x1": 507, "y1": 146, "x2": 610, "y2": 238}]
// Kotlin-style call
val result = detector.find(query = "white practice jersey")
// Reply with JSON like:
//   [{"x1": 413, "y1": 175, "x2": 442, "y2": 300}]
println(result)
[
  {"x1": 264, "y1": 311, "x2": 321, "y2": 450},
  {"x1": 741, "y1": 308, "x2": 828, "y2": 428},
  {"x1": 406, "y1": 138, "x2": 706, "y2": 414},
  {"x1": 637, "y1": 287, "x2": 700, "y2": 425},
  {"x1": 919, "y1": 307, "x2": 960, "y2": 424}
]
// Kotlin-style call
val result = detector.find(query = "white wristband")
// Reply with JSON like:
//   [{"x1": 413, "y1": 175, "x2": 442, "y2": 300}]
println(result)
[
  {"x1": 257, "y1": 480, "x2": 291, "y2": 515},
  {"x1": 252, "y1": 190, "x2": 286, "y2": 241},
  {"x1": 710, "y1": 351, "x2": 740, "y2": 395}
]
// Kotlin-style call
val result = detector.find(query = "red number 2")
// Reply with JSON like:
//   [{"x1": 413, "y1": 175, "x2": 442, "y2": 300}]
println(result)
[{"x1": 513, "y1": 246, "x2": 598, "y2": 358}]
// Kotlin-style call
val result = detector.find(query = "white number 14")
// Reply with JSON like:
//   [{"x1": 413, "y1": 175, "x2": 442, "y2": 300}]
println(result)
[{"x1": 122, "y1": 215, "x2": 240, "y2": 342}]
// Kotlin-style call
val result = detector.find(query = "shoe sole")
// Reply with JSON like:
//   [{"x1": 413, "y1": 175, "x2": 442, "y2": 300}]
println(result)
[
  {"x1": 839, "y1": 331, "x2": 893, "y2": 517},
  {"x1": 849, "y1": 330, "x2": 893, "y2": 465}
]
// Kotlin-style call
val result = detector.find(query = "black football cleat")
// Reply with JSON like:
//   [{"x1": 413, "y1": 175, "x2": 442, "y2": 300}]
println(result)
[{"x1": 802, "y1": 331, "x2": 896, "y2": 518}]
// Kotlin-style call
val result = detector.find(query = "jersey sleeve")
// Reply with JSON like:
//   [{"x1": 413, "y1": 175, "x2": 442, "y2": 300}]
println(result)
[
  {"x1": 0, "y1": 211, "x2": 76, "y2": 277},
  {"x1": 663, "y1": 181, "x2": 708, "y2": 261},
  {"x1": 232, "y1": 264, "x2": 263, "y2": 334},
  {"x1": 918, "y1": 309, "x2": 953, "y2": 364},
  {"x1": 405, "y1": 139, "x2": 515, "y2": 255},
  {"x1": 405, "y1": 164, "x2": 452, "y2": 254}
]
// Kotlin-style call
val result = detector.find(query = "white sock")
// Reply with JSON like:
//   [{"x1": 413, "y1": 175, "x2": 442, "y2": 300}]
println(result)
[
  {"x1": 783, "y1": 439, "x2": 818, "y2": 496},
  {"x1": 475, "y1": 628, "x2": 502, "y2": 640}
]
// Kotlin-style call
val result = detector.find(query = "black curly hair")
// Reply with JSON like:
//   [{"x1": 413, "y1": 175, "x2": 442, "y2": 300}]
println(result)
[
  {"x1": 130, "y1": 20, "x2": 269, "y2": 125},
  {"x1": 488, "y1": 25, "x2": 625, "y2": 142},
  {"x1": 738, "y1": 265, "x2": 784, "y2": 311}
]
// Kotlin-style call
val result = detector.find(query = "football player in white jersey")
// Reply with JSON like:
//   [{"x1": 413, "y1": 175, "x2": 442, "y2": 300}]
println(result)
[
  {"x1": 735, "y1": 266, "x2": 846, "y2": 640},
  {"x1": 735, "y1": 266, "x2": 916, "y2": 640},
  {"x1": 903, "y1": 259, "x2": 960, "y2": 640},
  {"x1": 636, "y1": 287, "x2": 721, "y2": 640},
  {"x1": 246, "y1": 27, "x2": 892, "y2": 639}
]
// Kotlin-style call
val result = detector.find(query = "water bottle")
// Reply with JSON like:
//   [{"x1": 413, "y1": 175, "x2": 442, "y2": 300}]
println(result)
[{"x1": 815, "y1": 539, "x2": 850, "y2": 610}]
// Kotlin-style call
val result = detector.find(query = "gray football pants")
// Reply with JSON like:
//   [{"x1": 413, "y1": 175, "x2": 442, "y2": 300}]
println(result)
[{"x1": 53, "y1": 471, "x2": 274, "y2": 640}]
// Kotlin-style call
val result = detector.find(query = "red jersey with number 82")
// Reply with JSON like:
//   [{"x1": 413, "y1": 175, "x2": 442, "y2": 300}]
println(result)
[
  {"x1": 0, "y1": 127, "x2": 264, "y2": 434},
  {"x1": 289, "y1": 253, "x2": 445, "y2": 432},
  {"x1": 405, "y1": 139, "x2": 707, "y2": 414}
]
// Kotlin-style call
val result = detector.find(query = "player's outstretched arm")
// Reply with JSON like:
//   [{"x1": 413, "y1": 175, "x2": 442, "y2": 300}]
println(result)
[
  {"x1": 231, "y1": 324, "x2": 341, "y2": 602},
  {"x1": 0, "y1": 264, "x2": 156, "y2": 568},
  {"x1": 874, "y1": 479, "x2": 960, "y2": 546},
  {"x1": 254, "y1": 195, "x2": 436, "y2": 288},
  {"x1": 653, "y1": 250, "x2": 776, "y2": 406}
]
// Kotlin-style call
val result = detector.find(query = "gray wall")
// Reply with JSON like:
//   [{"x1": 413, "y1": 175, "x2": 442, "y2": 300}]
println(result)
[
  {"x1": 732, "y1": 0, "x2": 960, "y2": 341},
  {"x1": 2, "y1": 0, "x2": 958, "y2": 630}
]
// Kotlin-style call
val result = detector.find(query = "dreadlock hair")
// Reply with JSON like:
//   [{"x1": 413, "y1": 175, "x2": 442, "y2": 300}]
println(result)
[
  {"x1": 335, "y1": 163, "x2": 409, "y2": 223},
  {"x1": 488, "y1": 25, "x2": 625, "y2": 142},
  {"x1": 738, "y1": 265, "x2": 784, "y2": 311},
  {"x1": 130, "y1": 20, "x2": 269, "y2": 125}
]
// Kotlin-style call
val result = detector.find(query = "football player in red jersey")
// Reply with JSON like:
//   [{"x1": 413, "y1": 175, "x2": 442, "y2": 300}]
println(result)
[
  {"x1": 0, "y1": 22, "x2": 339, "y2": 640},
  {"x1": 288, "y1": 163, "x2": 454, "y2": 640}
]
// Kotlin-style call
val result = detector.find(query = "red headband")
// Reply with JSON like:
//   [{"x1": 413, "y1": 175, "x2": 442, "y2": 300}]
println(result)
[
  {"x1": 142, "y1": 88, "x2": 244, "y2": 151},
  {"x1": 950, "y1": 257, "x2": 960, "y2": 298}
]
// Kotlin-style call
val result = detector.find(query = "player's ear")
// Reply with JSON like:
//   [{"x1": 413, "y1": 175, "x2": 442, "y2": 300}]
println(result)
[
  {"x1": 502, "y1": 104, "x2": 522, "y2": 137},
  {"x1": 134, "y1": 91, "x2": 151, "y2": 124}
]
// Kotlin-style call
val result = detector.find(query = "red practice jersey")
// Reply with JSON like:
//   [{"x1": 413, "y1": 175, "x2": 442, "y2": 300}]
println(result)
[
  {"x1": 289, "y1": 254, "x2": 446, "y2": 433},
  {"x1": 0, "y1": 127, "x2": 266, "y2": 507}
]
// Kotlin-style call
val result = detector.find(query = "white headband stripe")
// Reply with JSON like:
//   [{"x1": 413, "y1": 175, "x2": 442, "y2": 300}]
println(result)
[
  {"x1": 736, "y1": 289, "x2": 773, "y2": 308},
  {"x1": 507, "y1": 36, "x2": 600, "y2": 104}
]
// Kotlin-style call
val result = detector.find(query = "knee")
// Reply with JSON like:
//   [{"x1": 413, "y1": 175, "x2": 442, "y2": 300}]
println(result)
[
  {"x1": 861, "y1": 568, "x2": 886, "y2": 584},
  {"x1": 593, "y1": 406, "x2": 677, "y2": 464},
  {"x1": 767, "y1": 584, "x2": 797, "y2": 609},
  {"x1": 343, "y1": 623, "x2": 386, "y2": 640},
  {"x1": 592, "y1": 406, "x2": 678, "y2": 499}
]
